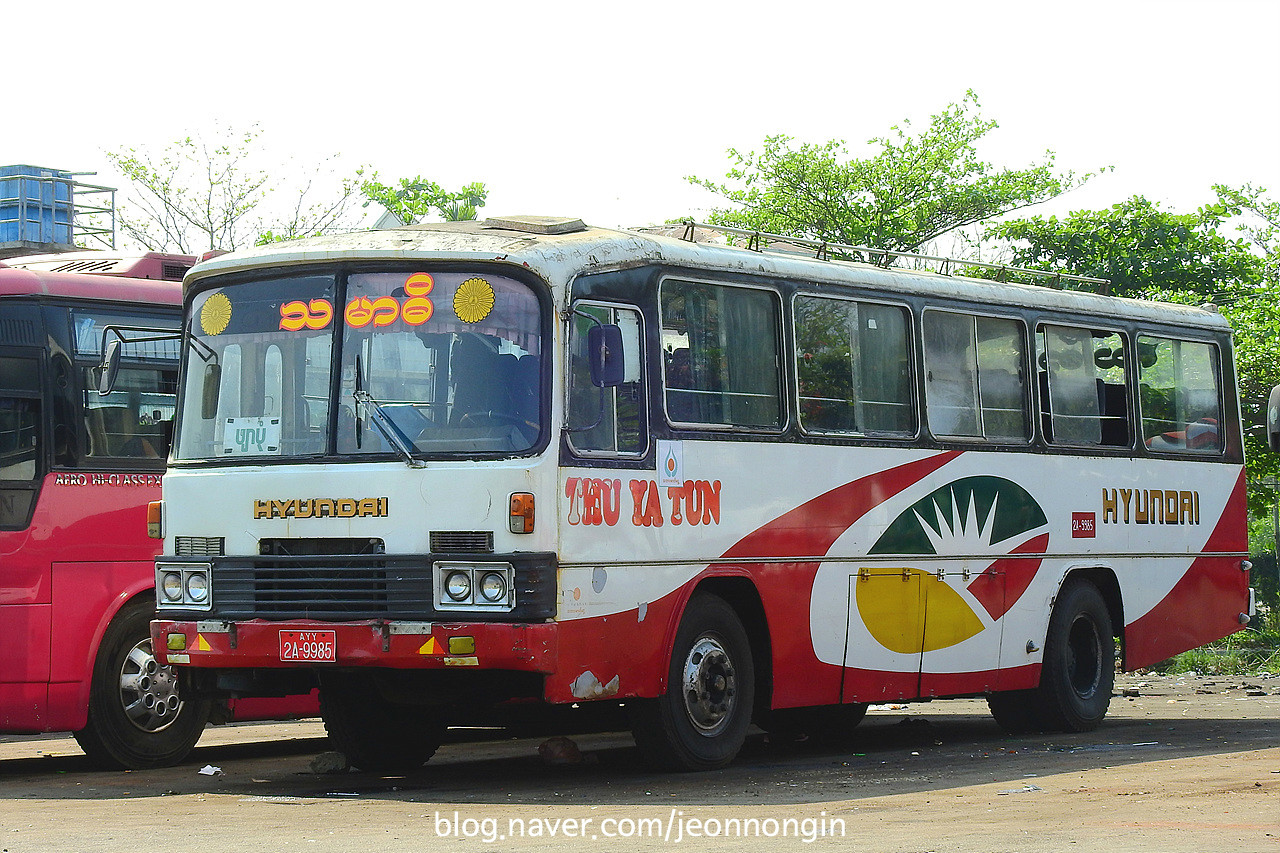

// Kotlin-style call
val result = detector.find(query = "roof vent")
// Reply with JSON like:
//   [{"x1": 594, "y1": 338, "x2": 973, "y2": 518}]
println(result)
[
  {"x1": 161, "y1": 263, "x2": 190, "y2": 281},
  {"x1": 483, "y1": 215, "x2": 586, "y2": 235}
]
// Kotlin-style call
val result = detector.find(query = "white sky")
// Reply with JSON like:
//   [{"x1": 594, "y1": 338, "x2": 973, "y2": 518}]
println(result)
[{"x1": 6, "y1": 0, "x2": 1278, "y2": 241}]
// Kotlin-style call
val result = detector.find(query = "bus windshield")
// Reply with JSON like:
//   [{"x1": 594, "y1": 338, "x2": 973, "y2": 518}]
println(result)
[{"x1": 175, "y1": 269, "x2": 543, "y2": 461}]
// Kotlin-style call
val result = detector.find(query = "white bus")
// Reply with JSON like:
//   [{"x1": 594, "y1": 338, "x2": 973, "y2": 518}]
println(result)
[{"x1": 146, "y1": 216, "x2": 1252, "y2": 772}]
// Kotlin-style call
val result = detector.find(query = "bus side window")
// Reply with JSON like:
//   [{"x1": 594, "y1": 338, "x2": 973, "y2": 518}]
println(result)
[
  {"x1": 660, "y1": 280, "x2": 781, "y2": 429},
  {"x1": 1037, "y1": 326, "x2": 1131, "y2": 448},
  {"x1": 1139, "y1": 336, "x2": 1222, "y2": 454},
  {"x1": 795, "y1": 296, "x2": 914, "y2": 436},
  {"x1": 567, "y1": 303, "x2": 645, "y2": 455},
  {"x1": 83, "y1": 366, "x2": 175, "y2": 461},
  {"x1": 924, "y1": 311, "x2": 1027, "y2": 442},
  {"x1": 0, "y1": 355, "x2": 41, "y2": 529}
]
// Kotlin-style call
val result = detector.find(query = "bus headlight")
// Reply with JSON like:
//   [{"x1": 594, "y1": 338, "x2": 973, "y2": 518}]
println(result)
[
  {"x1": 156, "y1": 562, "x2": 213, "y2": 610},
  {"x1": 479, "y1": 571, "x2": 508, "y2": 603},
  {"x1": 444, "y1": 570, "x2": 472, "y2": 602},
  {"x1": 434, "y1": 562, "x2": 515, "y2": 612},
  {"x1": 185, "y1": 572, "x2": 209, "y2": 602},
  {"x1": 161, "y1": 572, "x2": 184, "y2": 602}
]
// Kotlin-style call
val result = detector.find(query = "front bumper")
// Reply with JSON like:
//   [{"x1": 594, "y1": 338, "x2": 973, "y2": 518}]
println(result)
[{"x1": 153, "y1": 618, "x2": 559, "y2": 673}]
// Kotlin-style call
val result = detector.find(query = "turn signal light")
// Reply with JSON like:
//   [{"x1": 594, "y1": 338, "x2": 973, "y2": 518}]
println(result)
[
  {"x1": 147, "y1": 501, "x2": 163, "y2": 539},
  {"x1": 509, "y1": 493, "x2": 534, "y2": 534}
]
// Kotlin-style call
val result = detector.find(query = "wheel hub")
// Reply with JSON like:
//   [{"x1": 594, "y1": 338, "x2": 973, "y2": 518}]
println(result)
[
  {"x1": 118, "y1": 639, "x2": 183, "y2": 733},
  {"x1": 1066, "y1": 614, "x2": 1103, "y2": 700},
  {"x1": 681, "y1": 637, "x2": 737, "y2": 735}
]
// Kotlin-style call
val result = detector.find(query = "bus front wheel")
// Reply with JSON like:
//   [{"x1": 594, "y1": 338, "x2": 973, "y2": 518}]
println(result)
[
  {"x1": 320, "y1": 677, "x2": 445, "y2": 773},
  {"x1": 630, "y1": 592, "x2": 755, "y2": 771},
  {"x1": 74, "y1": 599, "x2": 210, "y2": 770}
]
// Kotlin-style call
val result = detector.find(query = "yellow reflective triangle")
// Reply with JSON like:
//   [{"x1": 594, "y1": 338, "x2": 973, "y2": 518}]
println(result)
[
  {"x1": 195, "y1": 634, "x2": 212, "y2": 652},
  {"x1": 418, "y1": 637, "x2": 442, "y2": 655}
]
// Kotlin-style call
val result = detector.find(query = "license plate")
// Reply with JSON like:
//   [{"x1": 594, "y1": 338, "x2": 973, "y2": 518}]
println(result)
[{"x1": 279, "y1": 630, "x2": 336, "y2": 662}]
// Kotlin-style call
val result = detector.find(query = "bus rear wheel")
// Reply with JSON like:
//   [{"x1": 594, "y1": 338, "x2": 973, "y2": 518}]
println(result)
[
  {"x1": 320, "y1": 677, "x2": 445, "y2": 773},
  {"x1": 630, "y1": 592, "x2": 755, "y2": 771},
  {"x1": 987, "y1": 579, "x2": 1114, "y2": 734},
  {"x1": 74, "y1": 599, "x2": 210, "y2": 770}
]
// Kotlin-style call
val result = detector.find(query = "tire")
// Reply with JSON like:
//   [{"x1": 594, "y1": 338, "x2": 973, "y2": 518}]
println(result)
[
  {"x1": 985, "y1": 689, "x2": 1042, "y2": 734},
  {"x1": 986, "y1": 579, "x2": 1114, "y2": 734},
  {"x1": 1038, "y1": 579, "x2": 1114, "y2": 732},
  {"x1": 320, "y1": 677, "x2": 445, "y2": 774},
  {"x1": 630, "y1": 592, "x2": 755, "y2": 771},
  {"x1": 74, "y1": 599, "x2": 210, "y2": 770}
]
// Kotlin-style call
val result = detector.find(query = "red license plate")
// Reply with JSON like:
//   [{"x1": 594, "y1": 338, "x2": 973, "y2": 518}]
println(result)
[{"x1": 279, "y1": 630, "x2": 336, "y2": 662}]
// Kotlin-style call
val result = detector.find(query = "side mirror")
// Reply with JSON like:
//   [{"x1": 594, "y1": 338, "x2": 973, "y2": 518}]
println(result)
[
  {"x1": 201, "y1": 364, "x2": 222, "y2": 419},
  {"x1": 98, "y1": 340, "x2": 121, "y2": 395},
  {"x1": 588, "y1": 324, "x2": 625, "y2": 388},
  {"x1": 1268, "y1": 385, "x2": 1280, "y2": 452}
]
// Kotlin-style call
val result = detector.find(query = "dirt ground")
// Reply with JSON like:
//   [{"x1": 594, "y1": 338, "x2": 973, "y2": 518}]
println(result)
[{"x1": 1, "y1": 671, "x2": 1277, "y2": 852}]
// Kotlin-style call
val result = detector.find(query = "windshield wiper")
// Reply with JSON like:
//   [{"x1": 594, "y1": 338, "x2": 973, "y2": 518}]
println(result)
[
  {"x1": 353, "y1": 390, "x2": 424, "y2": 467},
  {"x1": 354, "y1": 354, "x2": 424, "y2": 468}
]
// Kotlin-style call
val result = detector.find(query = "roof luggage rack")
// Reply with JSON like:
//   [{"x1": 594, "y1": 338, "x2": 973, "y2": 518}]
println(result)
[{"x1": 676, "y1": 220, "x2": 1110, "y2": 292}]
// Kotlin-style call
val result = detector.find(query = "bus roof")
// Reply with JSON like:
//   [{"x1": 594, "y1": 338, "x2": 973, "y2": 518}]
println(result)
[
  {"x1": 0, "y1": 265, "x2": 183, "y2": 305},
  {"x1": 2, "y1": 250, "x2": 194, "y2": 281},
  {"x1": 184, "y1": 217, "x2": 1231, "y2": 333}
]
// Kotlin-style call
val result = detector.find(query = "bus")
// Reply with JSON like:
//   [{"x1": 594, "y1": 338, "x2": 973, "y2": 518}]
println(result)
[
  {"x1": 146, "y1": 217, "x2": 1252, "y2": 772},
  {"x1": 0, "y1": 251, "x2": 313, "y2": 770}
]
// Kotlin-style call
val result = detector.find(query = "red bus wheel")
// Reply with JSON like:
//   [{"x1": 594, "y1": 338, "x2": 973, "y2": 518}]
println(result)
[
  {"x1": 630, "y1": 592, "x2": 755, "y2": 771},
  {"x1": 74, "y1": 599, "x2": 210, "y2": 770}
]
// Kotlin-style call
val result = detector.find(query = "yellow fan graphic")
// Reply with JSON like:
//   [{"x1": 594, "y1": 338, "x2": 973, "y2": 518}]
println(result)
[
  {"x1": 858, "y1": 476, "x2": 1049, "y2": 654},
  {"x1": 200, "y1": 293, "x2": 232, "y2": 335},
  {"x1": 453, "y1": 277, "x2": 495, "y2": 323},
  {"x1": 855, "y1": 568, "x2": 985, "y2": 654}
]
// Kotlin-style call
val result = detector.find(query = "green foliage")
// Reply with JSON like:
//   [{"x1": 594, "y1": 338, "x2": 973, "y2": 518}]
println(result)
[
  {"x1": 106, "y1": 124, "x2": 365, "y2": 253},
  {"x1": 690, "y1": 91, "x2": 1097, "y2": 262},
  {"x1": 986, "y1": 195, "x2": 1264, "y2": 299},
  {"x1": 1153, "y1": 628, "x2": 1280, "y2": 675},
  {"x1": 361, "y1": 176, "x2": 488, "y2": 224},
  {"x1": 1214, "y1": 182, "x2": 1280, "y2": 284}
]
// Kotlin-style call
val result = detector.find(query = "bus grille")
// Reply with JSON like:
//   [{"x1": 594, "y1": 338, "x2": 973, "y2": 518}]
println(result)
[
  {"x1": 213, "y1": 557, "x2": 432, "y2": 620},
  {"x1": 202, "y1": 548, "x2": 557, "y2": 622}
]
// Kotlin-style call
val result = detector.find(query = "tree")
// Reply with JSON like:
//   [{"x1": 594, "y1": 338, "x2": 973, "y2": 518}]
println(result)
[
  {"x1": 105, "y1": 125, "x2": 366, "y2": 253},
  {"x1": 1213, "y1": 183, "x2": 1279, "y2": 285},
  {"x1": 985, "y1": 195, "x2": 1264, "y2": 299},
  {"x1": 689, "y1": 91, "x2": 1097, "y2": 262},
  {"x1": 360, "y1": 176, "x2": 488, "y2": 224}
]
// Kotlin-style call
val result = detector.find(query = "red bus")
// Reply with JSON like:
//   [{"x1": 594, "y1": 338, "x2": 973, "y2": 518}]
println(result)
[{"x1": 0, "y1": 252, "x2": 310, "y2": 769}]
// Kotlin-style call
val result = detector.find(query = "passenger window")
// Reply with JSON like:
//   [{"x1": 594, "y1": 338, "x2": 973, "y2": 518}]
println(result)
[
  {"x1": 0, "y1": 397, "x2": 39, "y2": 480},
  {"x1": 795, "y1": 296, "x2": 913, "y2": 436},
  {"x1": 567, "y1": 303, "x2": 645, "y2": 455},
  {"x1": 83, "y1": 366, "x2": 177, "y2": 460},
  {"x1": 924, "y1": 311, "x2": 1028, "y2": 441},
  {"x1": 661, "y1": 280, "x2": 781, "y2": 429},
  {"x1": 1037, "y1": 325, "x2": 1130, "y2": 447},
  {"x1": 1138, "y1": 336, "x2": 1222, "y2": 454}
]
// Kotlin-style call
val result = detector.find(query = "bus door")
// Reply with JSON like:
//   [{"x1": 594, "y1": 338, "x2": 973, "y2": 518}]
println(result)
[
  {"x1": 0, "y1": 348, "x2": 49, "y2": 710},
  {"x1": 843, "y1": 560, "x2": 1006, "y2": 701}
]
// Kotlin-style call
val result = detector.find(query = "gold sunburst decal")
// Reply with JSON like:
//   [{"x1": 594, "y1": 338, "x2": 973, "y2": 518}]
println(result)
[
  {"x1": 453, "y1": 277, "x2": 495, "y2": 324},
  {"x1": 201, "y1": 293, "x2": 232, "y2": 335}
]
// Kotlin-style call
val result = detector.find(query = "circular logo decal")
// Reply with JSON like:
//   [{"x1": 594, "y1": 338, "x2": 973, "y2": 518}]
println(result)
[
  {"x1": 200, "y1": 293, "x2": 232, "y2": 335},
  {"x1": 453, "y1": 277, "x2": 495, "y2": 324}
]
